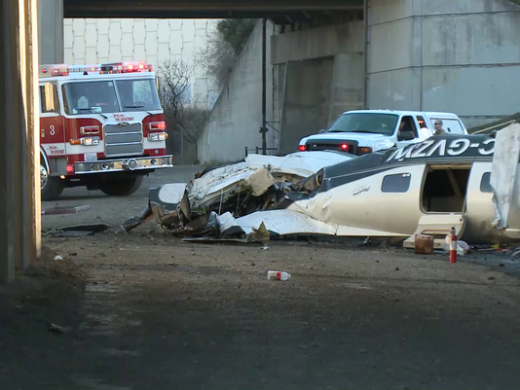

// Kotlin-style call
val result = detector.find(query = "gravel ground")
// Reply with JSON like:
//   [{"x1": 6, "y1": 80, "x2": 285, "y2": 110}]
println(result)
[{"x1": 1, "y1": 166, "x2": 519, "y2": 390}]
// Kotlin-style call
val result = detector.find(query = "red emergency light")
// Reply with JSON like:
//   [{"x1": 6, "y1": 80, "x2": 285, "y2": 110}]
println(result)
[
  {"x1": 341, "y1": 143, "x2": 349, "y2": 150},
  {"x1": 298, "y1": 145, "x2": 307, "y2": 152},
  {"x1": 40, "y1": 64, "x2": 69, "y2": 77},
  {"x1": 101, "y1": 62, "x2": 153, "y2": 74}
]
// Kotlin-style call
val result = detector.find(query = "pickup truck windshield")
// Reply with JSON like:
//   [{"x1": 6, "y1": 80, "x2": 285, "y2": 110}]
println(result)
[
  {"x1": 63, "y1": 78, "x2": 161, "y2": 115},
  {"x1": 328, "y1": 113, "x2": 399, "y2": 136}
]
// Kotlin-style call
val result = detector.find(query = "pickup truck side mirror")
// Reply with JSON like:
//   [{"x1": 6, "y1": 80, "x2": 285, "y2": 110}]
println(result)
[{"x1": 398, "y1": 130, "x2": 415, "y2": 141}]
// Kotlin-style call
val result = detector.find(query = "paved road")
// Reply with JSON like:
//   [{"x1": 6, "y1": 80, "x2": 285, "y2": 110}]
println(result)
[{"x1": 42, "y1": 166, "x2": 204, "y2": 231}]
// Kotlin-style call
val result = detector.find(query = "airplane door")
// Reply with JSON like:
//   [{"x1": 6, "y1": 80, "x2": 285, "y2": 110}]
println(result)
[
  {"x1": 407, "y1": 164, "x2": 471, "y2": 244},
  {"x1": 463, "y1": 162, "x2": 497, "y2": 243}
]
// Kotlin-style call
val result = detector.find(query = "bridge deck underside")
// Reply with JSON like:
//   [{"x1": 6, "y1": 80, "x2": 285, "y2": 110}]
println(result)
[{"x1": 64, "y1": 0, "x2": 364, "y2": 20}]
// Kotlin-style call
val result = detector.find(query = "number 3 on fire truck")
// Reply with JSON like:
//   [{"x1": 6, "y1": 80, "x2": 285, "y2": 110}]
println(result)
[{"x1": 49, "y1": 125, "x2": 55, "y2": 136}]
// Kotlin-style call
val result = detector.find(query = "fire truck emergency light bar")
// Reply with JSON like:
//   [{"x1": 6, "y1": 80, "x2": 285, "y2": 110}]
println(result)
[{"x1": 39, "y1": 62, "x2": 153, "y2": 78}]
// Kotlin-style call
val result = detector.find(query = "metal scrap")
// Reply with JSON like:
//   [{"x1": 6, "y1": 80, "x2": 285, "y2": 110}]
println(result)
[
  {"x1": 122, "y1": 183, "x2": 191, "y2": 232},
  {"x1": 123, "y1": 151, "x2": 353, "y2": 241},
  {"x1": 46, "y1": 224, "x2": 109, "y2": 237}
]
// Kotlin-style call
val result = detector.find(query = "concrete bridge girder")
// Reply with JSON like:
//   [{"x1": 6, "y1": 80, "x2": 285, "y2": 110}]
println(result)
[{"x1": 63, "y1": 0, "x2": 364, "y2": 18}]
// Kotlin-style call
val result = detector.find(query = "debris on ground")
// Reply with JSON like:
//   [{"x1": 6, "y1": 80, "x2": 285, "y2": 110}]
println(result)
[
  {"x1": 45, "y1": 224, "x2": 109, "y2": 238},
  {"x1": 53, "y1": 255, "x2": 63, "y2": 261},
  {"x1": 441, "y1": 238, "x2": 470, "y2": 255},
  {"x1": 268, "y1": 271, "x2": 291, "y2": 281},
  {"x1": 48, "y1": 323, "x2": 65, "y2": 334},
  {"x1": 476, "y1": 244, "x2": 506, "y2": 251},
  {"x1": 42, "y1": 204, "x2": 90, "y2": 215},
  {"x1": 414, "y1": 234, "x2": 434, "y2": 255},
  {"x1": 122, "y1": 151, "x2": 353, "y2": 241}
]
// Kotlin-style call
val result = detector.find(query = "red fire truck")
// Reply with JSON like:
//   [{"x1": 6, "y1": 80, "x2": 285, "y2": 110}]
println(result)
[{"x1": 39, "y1": 61, "x2": 172, "y2": 201}]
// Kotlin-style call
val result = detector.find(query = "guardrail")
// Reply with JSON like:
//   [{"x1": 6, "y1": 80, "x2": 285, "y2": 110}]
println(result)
[
  {"x1": 244, "y1": 147, "x2": 278, "y2": 157},
  {"x1": 472, "y1": 120, "x2": 518, "y2": 134}
]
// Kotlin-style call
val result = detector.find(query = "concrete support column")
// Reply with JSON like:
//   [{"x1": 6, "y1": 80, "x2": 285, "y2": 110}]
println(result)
[
  {"x1": 367, "y1": 0, "x2": 520, "y2": 127},
  {"x1": 279, "y1": 59, "x2": 334, "y2": 154},
  {"x1": 27, "y1": 0, "x2": 42, "y2": 271},
  {"x1": 329, "y1": 53, "x2": 365, "y2": 122},
  {"x1": 38, "y1": 0, "x2": 64, "y2": 64},
  {"x1": 0, "y1": 0, "x2": 41, "y2": 283}
]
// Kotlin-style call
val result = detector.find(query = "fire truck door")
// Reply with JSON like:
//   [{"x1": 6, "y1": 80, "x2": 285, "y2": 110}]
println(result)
[{"x1": 40, "y1": 83, "x2": 66, "y2": 162}]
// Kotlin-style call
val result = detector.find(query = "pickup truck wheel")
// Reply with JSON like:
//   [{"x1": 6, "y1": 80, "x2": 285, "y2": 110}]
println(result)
[
  {"x1": 98, "y1": 176, "x2": 144, "y2": 197},
  {"x1": 41, "y1": 164, "x2": 64, "y2": 201}
]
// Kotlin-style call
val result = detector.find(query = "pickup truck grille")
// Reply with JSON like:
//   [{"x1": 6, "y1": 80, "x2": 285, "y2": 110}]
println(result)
[
  {"x1": 104, "y1": 123, "x2": 143, "y2": 157},
  {"x1": 306, "y1": 140, "x2": 358, "y2": 153}
]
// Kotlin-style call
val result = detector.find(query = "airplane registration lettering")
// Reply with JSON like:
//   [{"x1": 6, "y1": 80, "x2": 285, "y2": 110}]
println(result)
[
  {"x1": 447, "y1": 139, "x2": 471, "y2": 156},
  {"x1": 386, "y1": 147, "x2": 407, "y2": 162},
  {"x1": 411, "y1": 140, "x2": 434, "y2": 158},
  {"x1": 387, "y1": 137, "x2": 494, "y2": 162},
  {"x1": 478, "y1": 138, "x2": 495, "y2": 155},
  {"x1": 391, "y1": 146, "x2": 414, "y2": 161},
  {"x1": 426, "y1": 139, "x2": 447, "y2": 157}
]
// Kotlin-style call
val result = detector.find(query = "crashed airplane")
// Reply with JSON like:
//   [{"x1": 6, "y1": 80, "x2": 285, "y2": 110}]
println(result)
[{"x1": 123, "y1": 123, "x2": 520, "y2": 246}]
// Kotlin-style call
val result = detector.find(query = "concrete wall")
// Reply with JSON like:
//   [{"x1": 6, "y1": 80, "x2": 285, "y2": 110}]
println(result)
[
  {"x1": 271, "y1": 22, "x2": 365, "y2": 153},
  {"x1": 197, "y1": 21, "x2": 275, "y2": 164},
  {"x1": 367, "y1": 0, "x2": 520, "y2": 128},
  {"x1": 279, "y1": 58, "x2": 335, "y2": 154},
  {"x1": 271, "y1": 23, "x2": 364, "y2": 65},
  {"x1": 63, "y1": 18, "x2": 219, "y2": 107}
]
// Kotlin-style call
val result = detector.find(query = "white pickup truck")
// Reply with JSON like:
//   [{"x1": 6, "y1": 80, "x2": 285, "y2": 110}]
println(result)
[{"x1": 298, "y1": 110, "x2": 468, "y2": 155}]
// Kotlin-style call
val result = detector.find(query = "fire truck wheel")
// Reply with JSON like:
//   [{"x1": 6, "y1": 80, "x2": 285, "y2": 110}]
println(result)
[
  {"x1": 40, "y1": 164, "x2": 64, "y2": 201},
  {"x1": 97, "y1": 176, "x2": 144, "y2": 197}
]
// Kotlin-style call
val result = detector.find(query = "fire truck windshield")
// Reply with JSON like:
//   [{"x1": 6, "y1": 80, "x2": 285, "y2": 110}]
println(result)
[
  {"x1": 63, "y1": 78, "x2": 161, "y2": 115},
  {"x1": 117, "y1": 79, "x2": 161, "y2": 112},
  {"x1": 63, "y1": 81, "x2": 120, "y2": 115}
]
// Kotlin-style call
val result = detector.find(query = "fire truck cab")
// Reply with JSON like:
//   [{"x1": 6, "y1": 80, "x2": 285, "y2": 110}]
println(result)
[{"x1": 39, "y1": 61, "x2": 173, "y2": 201}]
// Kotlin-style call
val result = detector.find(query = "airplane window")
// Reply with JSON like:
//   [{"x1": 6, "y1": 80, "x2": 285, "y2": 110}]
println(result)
[
  {"x1": 382, "y1": 173, "x2": 411, "y2": 193},
  {"x1": 480, "y1": 172, "x2": 492, "y2": 193}
]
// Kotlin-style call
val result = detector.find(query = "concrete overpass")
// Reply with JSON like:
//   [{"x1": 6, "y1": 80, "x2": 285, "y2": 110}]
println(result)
[{"x1": 40, "y1": 0, "x2": 364, "y2": 63}]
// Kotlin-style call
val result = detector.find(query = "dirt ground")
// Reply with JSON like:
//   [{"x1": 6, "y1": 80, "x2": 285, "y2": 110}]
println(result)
[{"x1": 2, "y1": 167, "x2": 520, "y2": 389}]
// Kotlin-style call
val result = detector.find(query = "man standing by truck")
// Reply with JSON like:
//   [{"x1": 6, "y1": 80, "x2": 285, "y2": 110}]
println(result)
[{"x1": 434, "y1": 119, "x2": 447, "y2": 135}]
